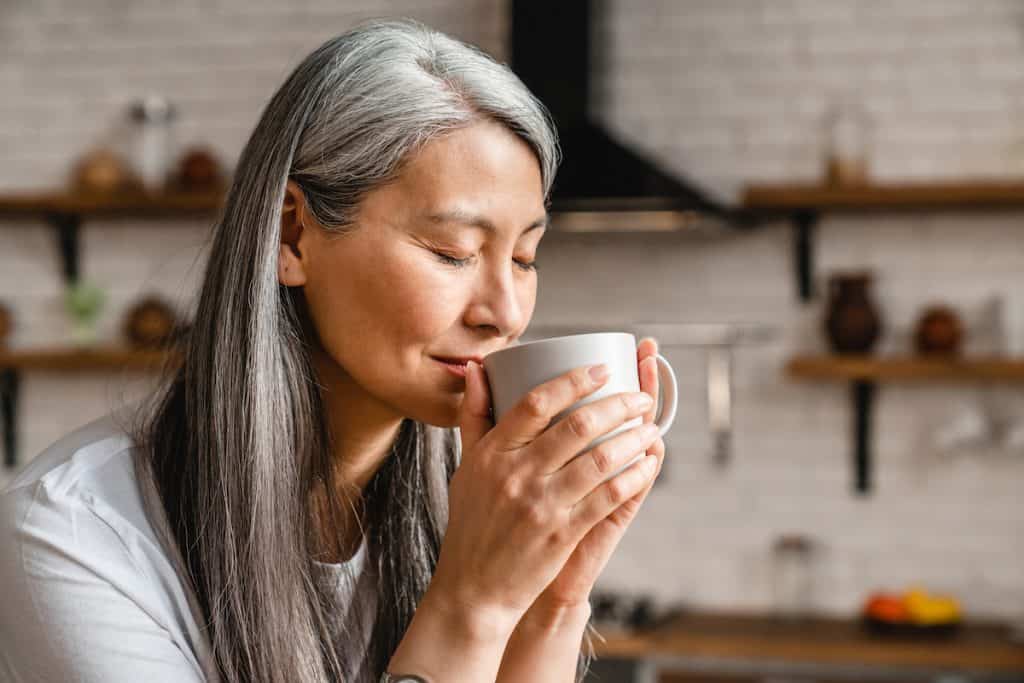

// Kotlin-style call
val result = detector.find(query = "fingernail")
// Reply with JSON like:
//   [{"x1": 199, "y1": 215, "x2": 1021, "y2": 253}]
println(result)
[
  {"x1": 589, "y1": 363, "x2": 609, "y2": 381},
  {"x1": 628, "y1": 393, "x2": 654, "y2": 409}
]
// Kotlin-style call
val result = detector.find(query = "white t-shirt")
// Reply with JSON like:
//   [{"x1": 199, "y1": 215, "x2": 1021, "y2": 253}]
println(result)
[{"x1": 0, "y1": 413, "x2": 376, "y2": 682}]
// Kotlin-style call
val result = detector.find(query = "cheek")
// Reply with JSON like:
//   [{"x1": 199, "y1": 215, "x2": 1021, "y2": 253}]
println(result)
[
  {"x1": 310, "y1": 247, "x2": 465, "y2": 358},
  {"x1": 382, "y1": 255, "x2": 467, "y2": 340},
  {"x1": 522, "y1": 276, "x2": 538, "y2": 319}
]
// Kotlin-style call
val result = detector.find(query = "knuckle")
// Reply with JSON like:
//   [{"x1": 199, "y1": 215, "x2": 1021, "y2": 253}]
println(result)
[
  {"x1": 566, "y1": 410, "x2": 595, "y2": 440},
  {"x1": 521, "y1": 389, "x2": 547, "y2": 418},
  {"x1": 589, "y1": 444, "x2": 614, "y2": 476},
  {"x1": 524, "y1": 502, "x2": 550, "y2": 528},
  {"x1": 499, "y1": 477, "x2": 523, "y2": 503},
  {"x1": 605, "y1": 478, "x2": 628, "y2": 507},
  {"x1": 569, "y1": 369, "x2": 590, "y2": 394}
]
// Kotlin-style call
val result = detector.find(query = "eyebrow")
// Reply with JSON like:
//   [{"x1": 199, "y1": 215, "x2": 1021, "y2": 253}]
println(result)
[{"x1": 423, "y1": 208, "x2": 549, "y2": 235}]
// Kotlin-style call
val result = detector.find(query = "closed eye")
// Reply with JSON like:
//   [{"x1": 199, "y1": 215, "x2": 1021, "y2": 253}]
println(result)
[{"x1": 432, "y1": 250, "x2": 538, "y2": 272}]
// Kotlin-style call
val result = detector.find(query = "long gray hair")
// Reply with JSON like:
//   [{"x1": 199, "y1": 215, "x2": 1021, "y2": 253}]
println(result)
[{"x1": 126, "y1": 17, "x2": 593, "y2": 683}]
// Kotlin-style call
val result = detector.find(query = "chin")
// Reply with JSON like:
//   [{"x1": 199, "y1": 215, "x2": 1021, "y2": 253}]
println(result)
[
  {"x1": 413, "y1": 395, "x2": 463, "y2": 429},
  {"x1": 420, "y1": 403, "x2": 461, "y2": 429}
]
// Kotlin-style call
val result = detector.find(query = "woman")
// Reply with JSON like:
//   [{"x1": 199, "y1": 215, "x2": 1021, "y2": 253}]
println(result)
[{"x1": 0, "y1": 18, "x2": 665, "y2": 683}]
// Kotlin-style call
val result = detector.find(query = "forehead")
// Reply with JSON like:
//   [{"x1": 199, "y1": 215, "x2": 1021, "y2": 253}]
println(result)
[{"x1": 391, "y1": 120, "x2": 546, "y2": 219}]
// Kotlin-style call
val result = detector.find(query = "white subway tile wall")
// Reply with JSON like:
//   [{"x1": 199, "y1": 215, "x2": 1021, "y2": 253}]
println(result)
[{"x1": 1, "y1": 0, "x2": 1023, "y2": 618}]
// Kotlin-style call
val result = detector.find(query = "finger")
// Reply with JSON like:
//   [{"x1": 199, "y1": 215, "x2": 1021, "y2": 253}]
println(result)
[
  {"x1": 491, "y1": 363, "x2": 610, "y2": 450},
  {"x1": 636, "y1": 338, "x2": 658, "y2": 424},
  {"x1": 567, "y1": 453, "x2": 659, "y2": 540},
  {"x1": 531, "y1": 389, "x2": 654, "y2": 472},
  {"x1": 606, "y1": 438, "x2": 665, "y2": 527},
  {"x1": 457, "y1": 361, "x2": 495, "y2": 457},
  {"x1": 636, "y1": 336, "x2": 658, "y2": 365},
  {"x1": 549, "y1": 421, "x2": 660, "y2": 505},
  {"x1": 642, "y1": 436, "x2": 665, "y2": 485},
  {"x1": 639, "y1": 355, "x2": 659, "y2": 425}
]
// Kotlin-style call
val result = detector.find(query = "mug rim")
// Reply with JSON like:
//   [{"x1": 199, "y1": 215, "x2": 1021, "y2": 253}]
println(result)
[{"x1": 484, "y1": 331, "x2": 635, "y2": 362}]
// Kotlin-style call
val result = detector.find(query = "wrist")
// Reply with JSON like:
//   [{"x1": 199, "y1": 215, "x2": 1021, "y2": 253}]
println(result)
[
  {"x1": 418, "y1": 585, "x2": 521, "y2": 646},
  {"x1": 518, "y1": 599, "x2": 592, "y2": 636},
  {"x1": 496, "y1": 601, "x2": 591, "y2": 683},
  {"x1": 387, "y1": 588, "x2": 519, "y2": 683}
]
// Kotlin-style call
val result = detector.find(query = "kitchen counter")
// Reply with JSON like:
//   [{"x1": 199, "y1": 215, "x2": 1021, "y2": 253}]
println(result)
[{"x1": 589, "y1": 612, "x2": 1024, "y2": 682}]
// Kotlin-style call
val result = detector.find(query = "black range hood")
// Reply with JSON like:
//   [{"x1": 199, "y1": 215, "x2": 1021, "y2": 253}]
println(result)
[{"x1": 510, "y1": 0, "x2": 750, "y2": 232}]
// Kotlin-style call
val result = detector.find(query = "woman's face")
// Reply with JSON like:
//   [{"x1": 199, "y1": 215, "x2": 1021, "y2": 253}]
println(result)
[{"x1": 284, "y1": 119, "x2": 547, "y2": 427}]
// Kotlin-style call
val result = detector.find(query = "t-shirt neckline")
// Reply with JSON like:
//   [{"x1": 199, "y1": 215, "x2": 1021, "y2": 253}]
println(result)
[{"x1": 312, "y1": 534, "x2": 368, "y2": 575}]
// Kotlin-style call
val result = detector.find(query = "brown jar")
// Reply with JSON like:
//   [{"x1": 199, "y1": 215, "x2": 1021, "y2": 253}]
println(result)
[
  {"x1": 824, "y1": 272, "x2": 882, "y2": 354},
  {"x1": 914, "y1": 305, "x2": 963, "y2": 356}
]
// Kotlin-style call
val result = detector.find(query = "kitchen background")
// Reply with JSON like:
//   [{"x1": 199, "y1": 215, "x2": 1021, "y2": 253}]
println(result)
[{"x1": 1, "y1": 0, "x2": 1023, "y2": 666}]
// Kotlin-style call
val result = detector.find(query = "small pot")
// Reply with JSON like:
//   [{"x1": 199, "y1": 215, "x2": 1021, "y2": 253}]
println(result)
[
  {"x1": 914, "y1": 306, "x2": 963, "y2": 356},
  {"x1": 824, "y1": 272, "x2": 882, "y2": 354}
]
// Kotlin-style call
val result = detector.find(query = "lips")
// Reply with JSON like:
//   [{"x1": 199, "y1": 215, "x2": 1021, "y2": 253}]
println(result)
[
  {"x1": 432, "y1": 355, "x2": 485, "y2": 366},
  {"x1": 432, "y1": 355, "x2": 486, "y2": 380}
]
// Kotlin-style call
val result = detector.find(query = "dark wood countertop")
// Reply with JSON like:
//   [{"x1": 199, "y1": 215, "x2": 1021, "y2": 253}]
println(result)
[{"x1": 592, "y1": 612, "x2": 1024, "y2": 674}]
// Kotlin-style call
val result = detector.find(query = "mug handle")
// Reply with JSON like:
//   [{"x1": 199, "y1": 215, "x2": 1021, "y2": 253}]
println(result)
[{"x1": 653, "y1": 353, "x2": 678, "y2": 437}]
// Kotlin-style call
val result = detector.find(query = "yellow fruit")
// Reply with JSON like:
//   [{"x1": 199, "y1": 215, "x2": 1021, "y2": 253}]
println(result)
[{"x1": 903, "y1": 587, "x2": 961, "y2": 625}]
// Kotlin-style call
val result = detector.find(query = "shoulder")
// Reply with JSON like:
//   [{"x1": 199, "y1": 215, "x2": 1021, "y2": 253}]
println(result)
[
  {"x1": 0, "y1": 410, "x2": 167, "y2": 593},
  {"x1": 0, "y1": 412, "x2": 217, "y2": 680},
  {"x1": 4, "y1": 409, "x2": 135, "y2": 493},
  {"x1": 1, "y1": 411, "x2": 157, "y2": 554}
]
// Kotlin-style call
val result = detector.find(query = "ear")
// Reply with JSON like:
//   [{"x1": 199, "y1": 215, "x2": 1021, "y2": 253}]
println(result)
[{"x1": 279, "y1": 179, "x2": 310, "y2": 287}]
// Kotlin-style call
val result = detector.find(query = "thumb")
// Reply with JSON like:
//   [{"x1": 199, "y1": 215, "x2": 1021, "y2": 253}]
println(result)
[{"x1": 458, "y1": 361, "x2": 494, "y2": 456}]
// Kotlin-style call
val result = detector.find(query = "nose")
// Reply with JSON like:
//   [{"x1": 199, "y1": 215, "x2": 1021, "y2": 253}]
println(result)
[{"x1": 464, "y1": 261, "x2": 527, "y2": 338}]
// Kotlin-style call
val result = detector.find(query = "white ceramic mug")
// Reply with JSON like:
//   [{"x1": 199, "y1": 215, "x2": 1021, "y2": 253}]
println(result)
[{"x1": 482, "y1": 332, "x2": 678, "y2": 481}]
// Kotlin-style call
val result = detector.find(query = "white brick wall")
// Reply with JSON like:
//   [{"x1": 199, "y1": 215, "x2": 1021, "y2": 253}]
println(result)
[
  {"x1": 2, "y1": 1, "x2": 1024, "y2": 621},
  {"x1": 584, "y1": 0, "x2": 1024, "y2": 619},
  {"x1": 597, "y1": 0, "x2": 1024, "y2": 197}
]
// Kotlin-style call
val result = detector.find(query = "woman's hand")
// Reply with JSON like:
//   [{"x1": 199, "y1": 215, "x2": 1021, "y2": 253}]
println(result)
[
  {"x1": 520, "y1": 337, "x2": 665, "y2": 619},
  {"x1": 427, "y1": 342, "x2": 662, "y2": 638}
]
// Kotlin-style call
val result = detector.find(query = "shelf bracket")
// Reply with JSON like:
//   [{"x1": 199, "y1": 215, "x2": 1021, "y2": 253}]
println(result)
[
  {"x1": 792, "y1": 209, "x2": 818, "y2": 302},
  {"x1": 46, "y1": 212, "x2": 81, "y2": 284},
  {"x1": 851, "y1": 379, "x2": 875, "y2": 495},
  {"x1": 1, "y1": 368, "x2": 19, "y2": 469}
]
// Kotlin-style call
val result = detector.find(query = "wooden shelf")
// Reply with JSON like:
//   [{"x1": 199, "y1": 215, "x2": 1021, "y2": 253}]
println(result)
[
  {"x1": 741, "y1": 180, "x2": 1024, "y2": 301},
  {"x1": 0, "y1": 346, "x2": 179, "y2": 372},
  {"x1": 0, "y1": 188, "x2": 225, "y2": 218},
  {"x1": 593, "y1": 612, "x2": 1024, "y2": 676},
  {"x1": 787, "y1": 355, "x2": 1024, "y2": 382},
  {"x1": 786, "y1": 354, "x2": 1024, "y2": 495},
  {"x1": 0, "y1": 190, "x2": 217, "y2": 469},
  {"x1": 0, "y1": 188, "x2": 225, "y2": 284},
  {"x1": 0, "y1": 346, "x2": 181, "y2": 468},
  {"x1": 744, "y1": 180, "x2": 1024, "y2": 211}
]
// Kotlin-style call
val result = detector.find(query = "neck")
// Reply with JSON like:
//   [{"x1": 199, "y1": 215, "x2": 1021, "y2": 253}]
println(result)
[{"x1": 309, "y1": 346, "x2": 404, "y2": 562}]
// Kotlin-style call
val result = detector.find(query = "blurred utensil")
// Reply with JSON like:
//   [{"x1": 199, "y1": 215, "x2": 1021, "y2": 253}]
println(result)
[{"x1": 707, "y1": 345, "x2": 732, "y2": 466}]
